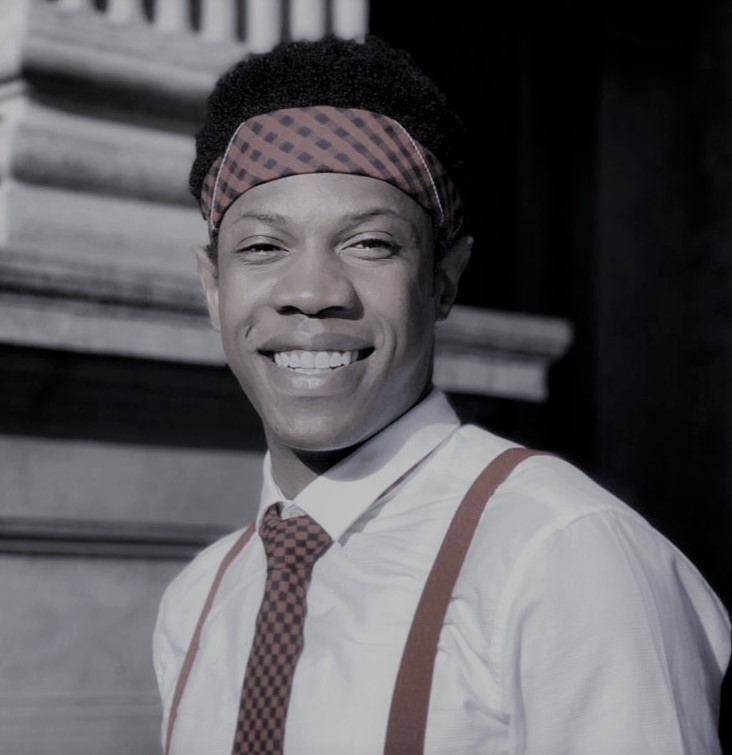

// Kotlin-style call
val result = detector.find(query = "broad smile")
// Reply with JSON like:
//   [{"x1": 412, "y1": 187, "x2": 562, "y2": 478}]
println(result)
[{"x1": 263, "y1": 348, "x2": 374, "y2": 374}]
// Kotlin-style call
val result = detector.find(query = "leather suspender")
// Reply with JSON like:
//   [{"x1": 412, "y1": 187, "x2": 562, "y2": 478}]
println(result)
[
  {"x1": 383, "y1": 447, "x2": 546, "y2": 755},
  {"x1": 164, "y1": 446, "x2": 545, "y2": 755},
  {"x1": 164, "y1": 523, "x2": 256, "y2": 755}
]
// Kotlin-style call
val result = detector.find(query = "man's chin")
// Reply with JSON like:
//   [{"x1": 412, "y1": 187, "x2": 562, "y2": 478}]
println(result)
[
  {"x1": 276, "y1": 428, "x2": 370, "y2": 457},
  {"x1": 261, "y1": 384, "x2": 432, "y2": 459}
]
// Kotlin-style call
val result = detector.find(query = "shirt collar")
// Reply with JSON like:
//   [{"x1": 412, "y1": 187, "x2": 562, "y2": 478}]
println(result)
[{"x1": 258, "y1": 388, "x2": 460, "y2": 541}]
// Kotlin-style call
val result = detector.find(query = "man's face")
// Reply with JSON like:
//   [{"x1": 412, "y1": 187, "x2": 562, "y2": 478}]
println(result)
[{"x1": 200, "y1": 172, "x2": 447, "y2": 455}]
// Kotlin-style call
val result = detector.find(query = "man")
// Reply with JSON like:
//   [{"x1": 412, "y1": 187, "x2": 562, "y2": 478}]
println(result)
[{"x1": 153, "y1": 35, "x2": 731, "y2": 754}]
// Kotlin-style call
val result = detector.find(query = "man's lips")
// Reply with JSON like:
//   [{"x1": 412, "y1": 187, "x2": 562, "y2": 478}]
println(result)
[
  {"x1": 258, "y1": 332, "x2": 372, "y2": 353},
  {"x1": 258, "y1": 333, "x2": 374, "y2": 373}
]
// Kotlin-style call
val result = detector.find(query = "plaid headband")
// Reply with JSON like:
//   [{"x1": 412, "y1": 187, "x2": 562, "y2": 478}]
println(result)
[{"x1": 200, "y1": 106, "x2": 464, "y2": 242}]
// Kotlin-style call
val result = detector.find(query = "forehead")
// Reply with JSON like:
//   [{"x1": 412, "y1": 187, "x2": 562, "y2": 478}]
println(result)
[{"x1": 218, "y1": 173, "x2": 434, "y2": 239}]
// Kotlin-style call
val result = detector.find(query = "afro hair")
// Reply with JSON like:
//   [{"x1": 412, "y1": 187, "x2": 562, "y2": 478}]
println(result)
[{"x1": 189, "y1": 34, "x2": 473, "y2": 223}]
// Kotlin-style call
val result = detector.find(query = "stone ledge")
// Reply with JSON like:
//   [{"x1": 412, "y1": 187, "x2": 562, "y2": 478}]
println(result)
[
  {"x1": 0, "y1": 293, "x2": 220, "y2": 362},
  {"x1": 0, "y1": 516, "x2": 228, "y2": 559},
  {"x1": 0, "y1": 182, "x2": 206, "y2": 273},
  {"x1": 0, "y1": 94, "x2": 196, "y2": 206},
  {"x1": 435, "y1": 306, "x2": 572, "y2": 401},
  {"x1": 0, "y1": 436, "x2": 263, "y2": 525}
]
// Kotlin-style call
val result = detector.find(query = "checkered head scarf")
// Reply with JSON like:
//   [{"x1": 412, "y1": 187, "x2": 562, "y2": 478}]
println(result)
[{"x1": 199, "y1": 105, "x2": 464, "y2": 243}]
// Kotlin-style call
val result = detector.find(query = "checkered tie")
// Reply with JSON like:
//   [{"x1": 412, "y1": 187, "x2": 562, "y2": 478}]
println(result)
[{"x1": 231, "y1": 504, "x2": 332, "y2": 754}]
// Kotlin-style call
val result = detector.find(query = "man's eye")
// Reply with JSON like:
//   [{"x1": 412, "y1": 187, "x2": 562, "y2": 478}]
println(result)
[
  {"x1": 346, "y1": 238, "x2": 401, "y2": 259},
  {"x1": 235, "y1": 242, "x2": 286, "y2": 260}
]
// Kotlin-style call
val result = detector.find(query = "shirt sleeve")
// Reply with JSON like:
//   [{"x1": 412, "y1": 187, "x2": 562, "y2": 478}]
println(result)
[{"x1": 498, "y1": 509, "x2": 731, "y2": 755}]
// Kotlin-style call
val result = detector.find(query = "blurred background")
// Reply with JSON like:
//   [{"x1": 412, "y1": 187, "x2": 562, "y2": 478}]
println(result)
[{"x1": 0, "y1": 0, "x2": 730, "y2": 752}]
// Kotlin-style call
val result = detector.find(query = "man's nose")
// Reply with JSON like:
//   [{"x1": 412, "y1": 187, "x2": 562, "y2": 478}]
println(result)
[{"x1": 270, "y1": 248, "x2": 359, "y2": 317}]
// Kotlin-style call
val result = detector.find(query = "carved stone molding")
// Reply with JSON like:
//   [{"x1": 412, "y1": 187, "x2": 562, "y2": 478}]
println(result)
[{"x1": 1, "y1": 0, "x2": 368, "y2": 107}]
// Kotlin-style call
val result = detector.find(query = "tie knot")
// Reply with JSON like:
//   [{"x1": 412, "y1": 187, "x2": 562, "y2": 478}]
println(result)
[{"x1": 259, "y1": 504, "x2": 332, "y2": 574}]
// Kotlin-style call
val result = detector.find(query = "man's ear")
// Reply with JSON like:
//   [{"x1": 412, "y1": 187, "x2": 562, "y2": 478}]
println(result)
[
  {"x1": 433, "y1": 234, "x2": 473, "y2": 321},
  {"x1": 193, "y1": 244, "x2": 221, "y2": 331}
]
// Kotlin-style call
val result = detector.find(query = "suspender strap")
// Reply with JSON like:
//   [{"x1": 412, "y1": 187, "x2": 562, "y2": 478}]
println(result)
[
  {"x1": 383, "y1": 447, "x2": 547, "y2": 755},
  {"x1": 164, "y1": 522, "x2": 257, "y2": 755}
]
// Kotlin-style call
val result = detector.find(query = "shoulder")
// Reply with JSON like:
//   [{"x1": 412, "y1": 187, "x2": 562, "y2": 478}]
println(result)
[
  {"x1": 155, "y1": 526, "x2": 256, "y2": 652},
  {"x1": 439, "y1": 426, "x2": 730, "y2": 713},
  {"x1": 153, "y1": 525, "x2": 258, "y2": 709},
  {"x1": 165, "y1": 526, "x2": 253, "y2": 597},
  {"x1": 444, "y1": 422, "x2": 660, "y2": 537},
  {"x1": 443, "y1": 423, "x2": 730, "y2": 638}
]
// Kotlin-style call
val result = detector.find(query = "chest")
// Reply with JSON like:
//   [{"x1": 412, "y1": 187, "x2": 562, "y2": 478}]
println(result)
[
  {"x1": 170, "y1": 448, "x2": 537, "y2": 754},
  {"x1": 176, "y1": 543, "x2": 506, "y2": 755}
]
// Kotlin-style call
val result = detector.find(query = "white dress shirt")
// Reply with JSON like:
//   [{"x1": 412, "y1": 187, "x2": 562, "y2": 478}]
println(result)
[{"x1": 154, "y1": 389, "x2": 731, "y2": 755}]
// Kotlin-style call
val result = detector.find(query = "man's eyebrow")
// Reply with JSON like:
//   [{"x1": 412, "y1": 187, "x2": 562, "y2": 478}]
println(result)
[
  {"x1": 234, "y1": 211, "x2": 290, "y2": 226},
  {"x1": 232, "y1": 208, "x2": 416, "y2": 231},
  {"x1": 343, "y1": 208, "x2": 406, "y2": 223}
]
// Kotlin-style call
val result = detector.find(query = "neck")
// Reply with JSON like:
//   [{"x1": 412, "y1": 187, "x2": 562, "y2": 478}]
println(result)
[{"x1": 266, "y1": 438, "x2": 357, "y2": 500}]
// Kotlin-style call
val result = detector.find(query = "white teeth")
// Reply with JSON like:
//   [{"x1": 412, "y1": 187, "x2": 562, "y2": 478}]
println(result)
[
  {"x1": 271, "y1": 350, "x2": 360, "y2": 371},
  {"x1": 314, "y1": 352, "x2": 330, "y2": 369}
]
